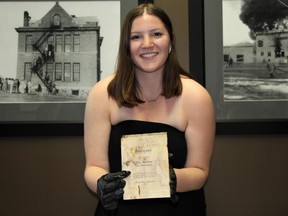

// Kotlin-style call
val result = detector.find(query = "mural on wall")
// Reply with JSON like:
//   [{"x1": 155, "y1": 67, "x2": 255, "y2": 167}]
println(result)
[
  {"x1": 222, "y1": 0, "x2": 288, "y2": 101},
  {"x1": 0, "y1": 1, "x2": 120, "y2": 103}
]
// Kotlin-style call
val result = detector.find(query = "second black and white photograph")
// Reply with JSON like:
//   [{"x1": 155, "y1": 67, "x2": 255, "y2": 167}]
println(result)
[{"x1": 223, "y1": 0, "x2": 288, "y2": 101}]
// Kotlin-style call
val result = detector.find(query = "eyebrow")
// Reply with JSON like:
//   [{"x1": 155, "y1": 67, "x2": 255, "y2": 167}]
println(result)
[{"x1": 130, "y1": 28, "x2": 163, "y2": 34}]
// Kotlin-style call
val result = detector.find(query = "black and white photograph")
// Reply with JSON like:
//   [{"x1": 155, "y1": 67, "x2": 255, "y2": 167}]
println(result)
[
  {"x1": 0, "y1": 0, "x2": 137, "y2": 125},
  {"x1": 223, "y1": 0, "x2": 288, "y2": 101},
  {"x1": 203, "y1": 0, "x2": 288, "y2": 123},
  {"x1": 0, "y1": 1, "x2": 120, "y2": 104}
]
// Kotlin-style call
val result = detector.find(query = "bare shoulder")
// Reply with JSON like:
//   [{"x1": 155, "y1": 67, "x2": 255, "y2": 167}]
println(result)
[
  {"x1": 180, "y1": 77, "x2": 215, "y2": 135},
  {"x1": 87, "y1": 74, "x2": 114, "y2": 101},
  {"x1": 85, "y1": 74, "x2": 115, "y2": 117},
  {"x1": 181, "y1": 77, "x2": 212, "y2": 103},
  {"x1": 180, "y1": 77, "x2": 214, "y2": 121}
]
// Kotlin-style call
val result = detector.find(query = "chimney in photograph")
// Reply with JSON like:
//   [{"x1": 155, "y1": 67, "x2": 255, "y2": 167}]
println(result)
[{"x1": 24, "y1": 11, "x2": 31, "y2": 27}]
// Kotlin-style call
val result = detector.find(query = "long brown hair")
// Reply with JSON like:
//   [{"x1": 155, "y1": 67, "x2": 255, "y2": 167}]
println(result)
[{"x1": 107, "y1": 3, "x2": 192, "y2": 107}]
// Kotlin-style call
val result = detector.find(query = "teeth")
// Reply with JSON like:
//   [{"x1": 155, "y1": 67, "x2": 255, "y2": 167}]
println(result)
[{"x1": 141, "y1": 53, "x2": 157, "y2": 58}]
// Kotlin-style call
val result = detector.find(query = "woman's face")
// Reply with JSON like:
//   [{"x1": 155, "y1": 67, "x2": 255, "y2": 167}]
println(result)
[{"x1": 130, "y1": 12, "x2": 170, "y2": 74}]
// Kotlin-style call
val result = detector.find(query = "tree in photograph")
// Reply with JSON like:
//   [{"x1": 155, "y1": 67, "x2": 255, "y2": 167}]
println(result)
[{"x1": 274, "y1": 36, "x2": 282, "y2": 57}]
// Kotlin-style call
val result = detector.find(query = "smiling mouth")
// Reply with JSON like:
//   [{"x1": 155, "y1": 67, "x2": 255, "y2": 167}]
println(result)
[{"x1": 140, "y1": 52, "x2": 158, "y2": 58}]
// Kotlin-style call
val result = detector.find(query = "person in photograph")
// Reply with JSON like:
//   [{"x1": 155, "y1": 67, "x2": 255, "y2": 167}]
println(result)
[
  {"x1": 45, "y1": 72, "x2": 50, "y2": 84},
  {"x1": 228, "y1": 57, "x2": 233, "y2": 67},
  {"x1": 266, "y1": 59, "x2": 276, "y2": 78},
  {"x1": 36, "y1": 83, "x2": 42, "y2": 93},
  {"x1": 19, "y1": 79, "x2": 26, "y2": 93},
  {"x1": 0, "y1": 77, "x2": 3, "y2": 91},
  {"x1": 27, "y1": 80, "x2": 32, "y2": 94},
  {"x1": 84, "y1": 3, "x2": 215, "y2": 216},
  {"x1": 3, "y1": 78, "x2": 8, "y2": 92},
  {"x1": 8, "y1": 78, "x2": 14, "y2": 93}
]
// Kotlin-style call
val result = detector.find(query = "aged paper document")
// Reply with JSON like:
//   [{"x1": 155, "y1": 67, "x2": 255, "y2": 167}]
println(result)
[{"x1": 121, "y1": 132, "x2": 170, "y2": 200}]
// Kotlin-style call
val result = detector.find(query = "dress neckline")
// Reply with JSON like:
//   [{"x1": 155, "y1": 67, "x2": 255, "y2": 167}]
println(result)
[{"x1": 112, "y1": 120, "x2": 184, "y2": 133}]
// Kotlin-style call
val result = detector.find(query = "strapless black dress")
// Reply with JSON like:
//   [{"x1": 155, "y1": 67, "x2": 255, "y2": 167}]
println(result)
[{"x1": 95, "y1": 120, "x2": 206, "y2": 216}]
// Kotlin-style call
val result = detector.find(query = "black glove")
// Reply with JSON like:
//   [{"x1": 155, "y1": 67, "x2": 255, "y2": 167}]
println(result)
[
  {"x1": 169, "y1": 153, "x2": 179, "y2": 203},
  {"x1": 97, "y1": 170, "x2": 131, "y2": 210}
]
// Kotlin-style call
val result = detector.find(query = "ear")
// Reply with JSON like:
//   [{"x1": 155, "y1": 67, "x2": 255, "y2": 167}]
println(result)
[{"x1": 169, "y1": 32, "x2": 176, "y2": 53}]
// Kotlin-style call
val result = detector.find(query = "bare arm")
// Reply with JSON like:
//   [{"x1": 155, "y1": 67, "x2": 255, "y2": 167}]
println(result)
[
  {"x1": 84, "y1": 77, "x2": 113, "y2": 193},
  {"x1": 175, "y1": 79, "x2": 215, "y2": 192}
]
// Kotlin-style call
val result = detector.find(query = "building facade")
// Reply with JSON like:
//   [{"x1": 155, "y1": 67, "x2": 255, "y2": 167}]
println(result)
[
  {"x1": 256, "y1": 31, "x2": 288, "y2": 64},
  {"x1": 224, "y1": 31, "x2": 288, "y2": 65},
  {"x1": 15, "y1": 2, "x2": 103, "y2": 97},
  {"x1": 224, "y1": 42, "x2": 255, "y2": 64}
]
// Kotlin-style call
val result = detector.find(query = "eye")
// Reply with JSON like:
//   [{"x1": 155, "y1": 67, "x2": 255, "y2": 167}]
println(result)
[
  {"x1": 153, "y1": 32, "x2": 163, "y2": 37},
  {"x1": 131, "y1": 34, "x2": 141, "y2": 40}
]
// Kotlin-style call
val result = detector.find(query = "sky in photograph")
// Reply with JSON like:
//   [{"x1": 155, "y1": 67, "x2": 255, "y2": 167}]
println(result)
[
  {"x1": 0, "y1": 1, "x2": 120, "y2": 79},
  {"x1": 222, "y1": 0, "x2": 254, "y2": 46}
]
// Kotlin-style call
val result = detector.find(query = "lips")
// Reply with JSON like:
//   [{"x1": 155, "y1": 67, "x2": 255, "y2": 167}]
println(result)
[{"x1": 140, "y1": 52, "x2": 158, "y2": 58}]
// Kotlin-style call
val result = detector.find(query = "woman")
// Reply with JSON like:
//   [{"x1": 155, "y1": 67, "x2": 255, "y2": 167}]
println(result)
[{"x1": 84, "y1": 3, "x2": 215, "y2": 216}]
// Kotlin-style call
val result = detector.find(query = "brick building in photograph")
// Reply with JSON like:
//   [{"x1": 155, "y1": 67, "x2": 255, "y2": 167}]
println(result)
[{"x1": 15, "y1": 2, "x2": 103, "y2": 97}]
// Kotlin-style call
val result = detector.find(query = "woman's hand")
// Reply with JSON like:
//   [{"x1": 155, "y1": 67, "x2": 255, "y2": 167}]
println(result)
[{"x1": 97, "y1": 170, "x2": 131, "y2": 210}]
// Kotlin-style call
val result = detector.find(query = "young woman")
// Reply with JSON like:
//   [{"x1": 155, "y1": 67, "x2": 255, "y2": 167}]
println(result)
[{"x1": 84, "y1": 3, "x2": 215, "y2": 216}]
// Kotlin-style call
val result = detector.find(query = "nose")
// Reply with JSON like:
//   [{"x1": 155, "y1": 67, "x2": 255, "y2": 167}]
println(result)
[{"x1": 142, "y1": 35, "x2": 153, "y2": 48}]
